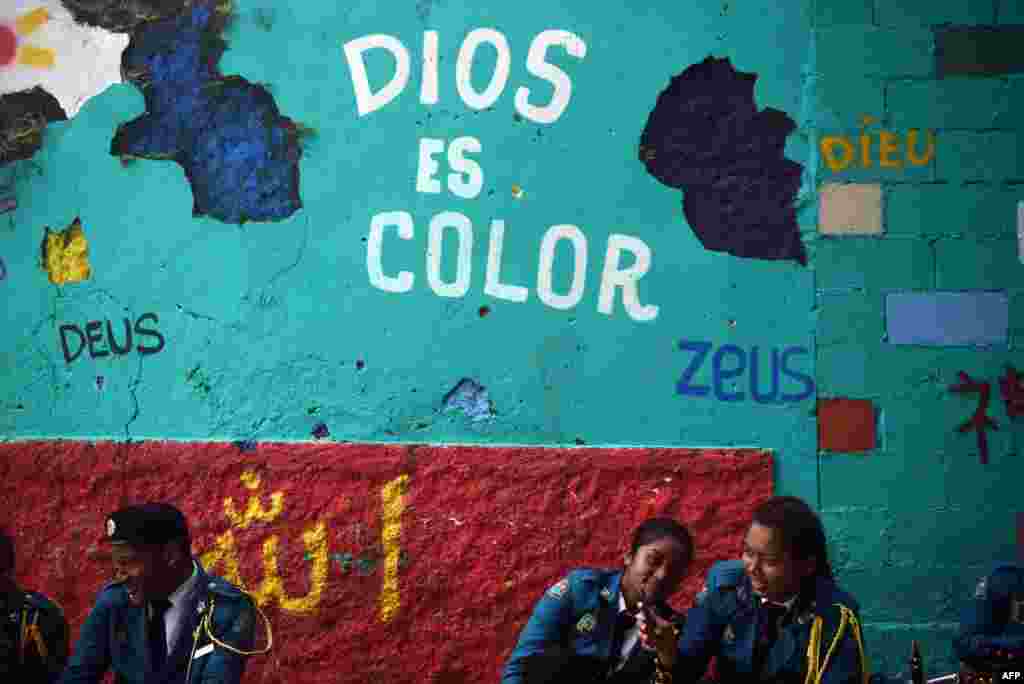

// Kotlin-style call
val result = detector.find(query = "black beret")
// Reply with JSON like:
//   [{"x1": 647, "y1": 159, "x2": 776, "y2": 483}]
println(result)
[{"x1": 105, "y1": 503, "x2": 189, "y2": 546}]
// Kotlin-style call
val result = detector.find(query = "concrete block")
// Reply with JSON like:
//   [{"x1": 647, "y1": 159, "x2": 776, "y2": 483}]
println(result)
[
  {"x1": 814, "y1": 237, "x2": 933, "y2": 291},
  {"x1": 885, "y1": 291, "x2": 1009, "y2": 347},
  {"x1": 934, "y1": 238, "x2": 1021, "y2": 289},
  {"x1": 816, "y1": 26, "x2": 934, "y2": 77},
  {"x1": 814, "y1": 0, "x2": 873, "y2": 25},
  {"x1": 935, "y1": 131, "x2": 1024, "y2": 183},
  {"x1": 819, "y1": 183, "x2": 883, "y2": 235},
  {"x1": 886, "y1": 185, "x2": 1020, "y2": 239},
  {"x1": 887, "y1": 79, "x2": 1011, "y2": 129},
  {"x1": 936, "y1": 25, "x2": 1024, "y2": 76},
  {"x1": 875, "y1": 0, "x2": 994, "y2": 27}
]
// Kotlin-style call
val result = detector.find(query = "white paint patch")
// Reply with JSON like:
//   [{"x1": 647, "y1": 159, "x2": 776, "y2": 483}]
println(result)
[
  {"x1": 0, "y1": 0, "x2": 130, "y2": 117},
  {"x1": 818, "y1": 183, "x2": 883, "y2": 235},
  {"x1": 1018, "y1": 201, "x2": 1023, "y2": 263}
]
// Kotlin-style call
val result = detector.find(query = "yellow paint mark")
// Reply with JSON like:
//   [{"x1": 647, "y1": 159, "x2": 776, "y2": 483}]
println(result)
[
  {"x1": 878, "y1": 131, "x2": 900, "y2": 168},
  {"x1": 511, "y1": 184, "x2": 524, "y2": 199},
  {"x1": 17, "y1": 46, "x2": 56, "y2": 69},
  {"x1": 239, "y1": 470, "x2": 262, "y2": 490},
  {"x1": 906, "y1": 129, "x2": 935, "y2": 166},
  {"x1": 201, "y1": 523, "x2": 329, "y2": 615},
  {"x1": 859, "y1": 115, "x2": 876, "y2": 127},
  {"x1": 819, "y1": 136, "x2": 855, "y2": 173},
  {"x1": 224, "y1": 472, "x2": 283, "y2": 528},
  {"x1": 42, "y1": 218, "x2": 91, "y2": 285},
  {"x1": 15, "y1": 8, "x2": 49, "y2": 36},
  {"x1": 379, "y1": 474, "x2": 409, "y2": 624},
  {"x1": 224, "y1": 491, "x2": 284, "y2": 529},
  {"x1": 200, "y1": 531, "x2": 245, "y2": 587},
  {"x1": 253, "y1": 522, "x2": 329, "y2": 614}
]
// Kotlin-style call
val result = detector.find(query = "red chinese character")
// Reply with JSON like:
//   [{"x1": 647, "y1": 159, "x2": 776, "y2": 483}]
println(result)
[
  {"x1": 949, "y1": 372, "x2": 998, "y2": 465},
  {"x1": 999, "y1": 366, "x2": 1024, "y2": 420}
]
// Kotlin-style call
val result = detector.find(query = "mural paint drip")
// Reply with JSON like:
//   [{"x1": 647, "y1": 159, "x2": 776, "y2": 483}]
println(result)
[
  {"x1": 638, "y1": 57, "x2": 806, "y2": 265},
  {"x1": 110, "y1": 0, "x2": 302, "y2": 224},
  {"x1": 442, "y1": 378, "x2": 495, "y2": 422}
]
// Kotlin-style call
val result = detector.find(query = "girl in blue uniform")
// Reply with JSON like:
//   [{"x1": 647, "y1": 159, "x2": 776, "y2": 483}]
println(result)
[
  {"x1": 640, "y1": 496, "x2": 872, "y2": 684},
  {"x1": 501, "y1": 518, "x2": 694, "y2": 684}
]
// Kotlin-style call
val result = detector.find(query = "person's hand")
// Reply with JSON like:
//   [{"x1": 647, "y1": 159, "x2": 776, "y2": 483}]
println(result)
[{"x1": 636, "y1": 603, "x2": 677, "y2": 668}]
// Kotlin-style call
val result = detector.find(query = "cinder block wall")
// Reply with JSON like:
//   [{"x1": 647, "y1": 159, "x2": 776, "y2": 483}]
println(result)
[{"x1": 811, "y1": 0, "x2": 1024, "y2": 677}]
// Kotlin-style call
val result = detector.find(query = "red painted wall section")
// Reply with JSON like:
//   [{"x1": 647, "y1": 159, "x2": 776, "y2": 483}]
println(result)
[{"x1": 0, "y1": 441, "x2": 772, "y2": 683}]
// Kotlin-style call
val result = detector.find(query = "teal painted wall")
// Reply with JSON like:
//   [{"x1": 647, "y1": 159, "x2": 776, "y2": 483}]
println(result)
[{"x1": 0, "y1": 0, "x2": 1022, "y2": 679}]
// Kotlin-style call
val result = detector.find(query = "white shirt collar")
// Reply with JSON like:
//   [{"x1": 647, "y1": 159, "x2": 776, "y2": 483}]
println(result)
[
  {"x1": 760, "y1": 593, "x2": 797, "y2": 611},
  {"x1": 167, "y1": 560, "x2": 199, "y2": 606}
]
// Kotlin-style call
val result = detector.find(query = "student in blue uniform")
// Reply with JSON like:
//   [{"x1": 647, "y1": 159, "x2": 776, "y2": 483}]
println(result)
[
  {"x1": 0, "y1": 529, "x2": 69, "y2": 683},
  {"x1": 649, "y1": 496, "x2": 871, "y2": 684},
  {"x1": 954, "y1": 563, "x2": 1024, "y2": 682},
  {"x1": 502, "y1": 518, "x2": 695, "y2": 684},
  {"x1": 60, "y1": 503, "x2": 267, "y2": 684}
]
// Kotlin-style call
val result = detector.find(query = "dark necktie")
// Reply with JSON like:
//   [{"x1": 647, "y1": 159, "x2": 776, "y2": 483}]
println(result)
[
  {"x1": 148, "y1": 599, "x2": 172, "y2": 673},
  {"x1": 755, "y1": 601, "x2": 789, "y2": 672},
  {"x1": 609, "y1": 611, "x2": 637, "y2": 672}
]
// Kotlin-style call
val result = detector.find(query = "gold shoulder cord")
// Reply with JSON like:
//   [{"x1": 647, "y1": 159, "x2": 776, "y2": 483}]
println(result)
[
  {"x1": 19, "y1": 607, "x2": 50, "y2": 663},
  {"x1": 803, "y1": 604, "x2": 871, "y2": 684},
  {"x1": 184, "y1": 590, "x2": 274, "y2": 683},
  {"x1": 653, "y1": 624, "x2": 682, "y2": 684}
]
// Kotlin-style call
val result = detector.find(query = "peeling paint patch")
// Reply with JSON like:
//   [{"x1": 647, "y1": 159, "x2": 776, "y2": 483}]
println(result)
[
  {"x1": 639, "y1": 57, "x2": 806, "y2": 265},
  {"x1": 0, "y1": 1, "x2": 129, "y2": 118},
  {"x1": 442, "y1": 378, "x2": 496, "y2": 422},
  {"x1": 110, "y1": 0, "x2": 302, "y2": 224},
  {"x1": 185, "y1": 364, "x2": 212, "y2": 396},
  {"x1": 233, "y1": 439, "x2": 257, "y2": 453},
  {"x1": 41, "y1": 217, "x2": 91, "y2": 284}
]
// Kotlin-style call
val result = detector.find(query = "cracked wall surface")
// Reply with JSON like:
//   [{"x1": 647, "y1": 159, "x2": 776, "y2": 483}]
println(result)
[{"x1": 0, "y1": 0, "x2": 1021, "y2": 682}]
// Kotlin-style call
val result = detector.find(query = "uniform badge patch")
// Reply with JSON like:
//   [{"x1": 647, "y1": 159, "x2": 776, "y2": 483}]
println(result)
[
  {"x1": 547, "y1": 579, "x2": 569, "y2": 600},
  {"x1": 975, "y1": 576, "x2": 988, "y2": 599},
  {"x1": 723, "y1": 624, "x2": 736, "y2": 643},
  {"x1": 196, "y1": 600, "x2": 206, "y2": 615},
  {"x1": 576, "y1": 613, "x2": 596, "y2": 634}
]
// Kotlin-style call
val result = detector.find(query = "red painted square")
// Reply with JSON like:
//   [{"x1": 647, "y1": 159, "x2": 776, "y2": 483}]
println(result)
[{"x1": 818, "y1": 398, "x2": 876, "y2": 452}]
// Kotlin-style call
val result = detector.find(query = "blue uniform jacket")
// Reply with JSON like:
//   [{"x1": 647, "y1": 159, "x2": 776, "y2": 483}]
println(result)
[
  {"x1": 955, "y1": 563, "x2": 1024, "y2": 664},
  {"x1": 59, "y1": 561, "x2": 256, "y2": 684},
  {"x1": 2, "y1": 588, "x2": 69, "y2": 683},
  {"x1": 676, "y1": 560, "x2": 870, "y2": 684},
  {"x1": 502, "y1": 568, "x2": 683, "y2": 684}
]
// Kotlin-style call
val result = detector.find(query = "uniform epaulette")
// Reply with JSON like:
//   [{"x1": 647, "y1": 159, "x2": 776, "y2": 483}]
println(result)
[
  {"x1": 706, "y1": 560, "x2": 746, "y2": 592},
  {"x1": 205, "y1": 577, "x2": 246, "y2": 600},
  {"x1": 23, "y1": 591, "x2": 62, "y2": 616}
]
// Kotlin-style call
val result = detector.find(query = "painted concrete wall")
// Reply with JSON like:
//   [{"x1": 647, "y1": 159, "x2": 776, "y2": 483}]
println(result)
[{"x1": 0, "y1": 0, "x2": 1021, "y2": 681}]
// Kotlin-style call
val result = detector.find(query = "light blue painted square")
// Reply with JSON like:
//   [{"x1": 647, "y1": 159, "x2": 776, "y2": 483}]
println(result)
[{"x1": 885, "y1": 291, "x2": 1009, "y2": 347}]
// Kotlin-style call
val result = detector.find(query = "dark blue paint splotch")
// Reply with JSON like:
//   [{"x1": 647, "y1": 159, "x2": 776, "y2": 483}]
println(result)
[
  {"x1": 111, "y1": 1, "x2": 302, "y2": 224},
  {"x1": 0, "y1": 257, "x2": 6, "y2": 281},
  {"x1": 639, "y1": 57, "x2": 806, "y2": 265}
]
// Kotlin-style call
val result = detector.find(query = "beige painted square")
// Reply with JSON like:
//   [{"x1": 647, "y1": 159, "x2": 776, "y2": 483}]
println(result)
[{"x1": 818, "y1": 183, "x2": 883, "y2": 235}]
